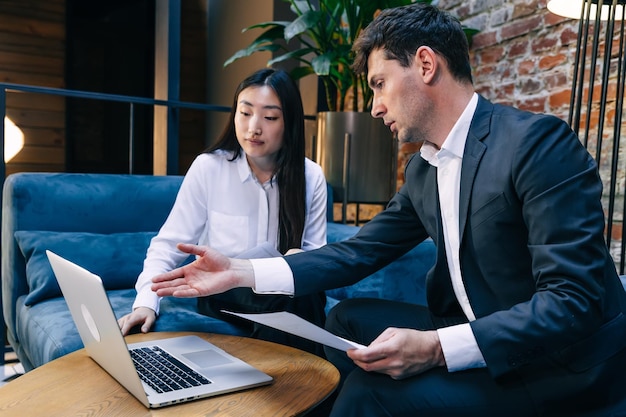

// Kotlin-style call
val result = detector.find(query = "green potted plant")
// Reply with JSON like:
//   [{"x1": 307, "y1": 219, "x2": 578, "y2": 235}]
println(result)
[{"x1": 225, "y1": 0, "x2": 423, "y2": 112}]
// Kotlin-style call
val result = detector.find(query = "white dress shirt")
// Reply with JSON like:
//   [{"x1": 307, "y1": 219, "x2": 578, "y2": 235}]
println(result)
[
  {"x1": 420, "y1": 93, "x2": 486, "y2": 371},
  {"x1": 133, "y1": 150, "x2": 328, "y2": 314},
  {"x1": 252, "y1": 93, "x2": 487, "y2": 372}
]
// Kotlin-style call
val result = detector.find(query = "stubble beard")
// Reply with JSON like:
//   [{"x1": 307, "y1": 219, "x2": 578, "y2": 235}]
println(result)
[{"x1": 397, "y1": 127, "x2": 426, "y2": 145}]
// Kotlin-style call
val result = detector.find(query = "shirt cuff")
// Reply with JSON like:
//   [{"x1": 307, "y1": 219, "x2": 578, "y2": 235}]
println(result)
[
  {"x1": 437, "y1": 323, "x2": 486, "y2": 372},
  {"x1": 249, "y1": 257, "x2": 294, "y2": 295},
  {"x1": 132, "y1": 290, "x2": 162, "y2": 315}
]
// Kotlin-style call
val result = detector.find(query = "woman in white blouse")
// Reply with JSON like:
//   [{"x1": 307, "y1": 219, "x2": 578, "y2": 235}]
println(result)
[{"x1": 118, "y1": 68, "x2": 328, "y2": 355}]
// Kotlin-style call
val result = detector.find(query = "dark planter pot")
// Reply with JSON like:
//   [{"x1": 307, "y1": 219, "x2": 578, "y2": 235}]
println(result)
[{"x1": 315, "y1": 111, "x2": 397, "y2": 221}]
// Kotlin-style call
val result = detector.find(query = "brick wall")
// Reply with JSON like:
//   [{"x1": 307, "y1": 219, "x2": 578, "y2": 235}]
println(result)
[{"x1": 441, "y1": 0, "x2": 576, "y2": 119}]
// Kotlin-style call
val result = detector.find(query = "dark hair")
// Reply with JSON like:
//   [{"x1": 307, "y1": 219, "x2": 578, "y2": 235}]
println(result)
[
  {"x1": 205, "y1": 68, "x2": 306, "y2": 254},
  {"x1": 352, "y1": 3, "x2": 473, "y2": 84}
]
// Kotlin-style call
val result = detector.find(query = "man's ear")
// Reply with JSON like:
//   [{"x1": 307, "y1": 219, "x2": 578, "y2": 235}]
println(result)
[{"x1": 414, "y1": 46, "x2": 437, "y2": 84}]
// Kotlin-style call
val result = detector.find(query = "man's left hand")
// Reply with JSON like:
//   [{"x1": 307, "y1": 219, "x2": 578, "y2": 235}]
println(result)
[{"x1": 347, "y1": 328, "x2": 446, "y2": 379}]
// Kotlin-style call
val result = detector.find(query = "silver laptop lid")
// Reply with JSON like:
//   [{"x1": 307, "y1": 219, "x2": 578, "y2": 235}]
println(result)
[
  {"x1": 46, "y1": 250, "x2": 151, "y2": 406},
  {"x1": 45, "y1": 250, "x2": 273, "y2": 408}
]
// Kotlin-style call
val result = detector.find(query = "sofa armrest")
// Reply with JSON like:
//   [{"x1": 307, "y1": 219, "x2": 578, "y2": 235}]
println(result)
[
  {"x1": 2, "y1": 173, "x2": 183, "y2": 365},
  {"x1": 324, "y1": 239, "x2": 435, "y2": 312},
  {"x1": 325, "y1": 218, "x2": 436, "y2": 312}
]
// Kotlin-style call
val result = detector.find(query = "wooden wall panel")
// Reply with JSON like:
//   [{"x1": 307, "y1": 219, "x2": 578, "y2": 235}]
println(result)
[
  {"x1": 0, "y1": 0, "x2": 218, "y2": 176},
  {"x1": 178, "y1": 0, "x2": 209, "y2": 173},
  {"x1": 0, "y1": 0, "x2": 66, "y2": 174}
]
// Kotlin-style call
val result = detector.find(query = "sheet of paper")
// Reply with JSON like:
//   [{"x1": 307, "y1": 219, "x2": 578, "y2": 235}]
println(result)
[
  {"x1": 233, "y1": 242, "x2": 282, "y2": 259},
  {"x1": 221, "y1": 310, "x2": 367, "y2": 351}
]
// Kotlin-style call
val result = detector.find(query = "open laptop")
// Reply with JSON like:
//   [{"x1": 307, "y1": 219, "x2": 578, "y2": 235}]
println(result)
[{"x1": 46, "y1": 250, "x2": 273, "y2": 408}]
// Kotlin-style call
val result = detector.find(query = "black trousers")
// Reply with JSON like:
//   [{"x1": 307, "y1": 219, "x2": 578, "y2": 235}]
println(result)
[
  {"x1": 323, "y1": 298, "x2": 540, "y2": 417},
  {"x1": 197, "y1": 288, "x2": 327, "y2": 357}
]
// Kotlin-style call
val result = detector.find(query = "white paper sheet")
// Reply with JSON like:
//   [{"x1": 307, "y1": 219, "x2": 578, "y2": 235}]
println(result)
[
  {"x1": 233, "y1": 242, "x2": 282, "y2": 259},
  {"x1": 221, "y1": 310, "x2": 367, "y2": 351}
]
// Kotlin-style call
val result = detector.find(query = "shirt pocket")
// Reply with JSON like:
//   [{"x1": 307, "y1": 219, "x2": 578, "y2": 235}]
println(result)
[{"x1": 208, "y1": 211, "x2": 249, "y2": 255}]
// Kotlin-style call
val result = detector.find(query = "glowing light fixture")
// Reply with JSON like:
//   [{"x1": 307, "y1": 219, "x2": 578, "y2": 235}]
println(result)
[
  {"x1": 3, "y1": 117, "x2": 24, "y2": 163},
  {"x1": 547, "y1": 0, "x2": 625, "y2": 20}
]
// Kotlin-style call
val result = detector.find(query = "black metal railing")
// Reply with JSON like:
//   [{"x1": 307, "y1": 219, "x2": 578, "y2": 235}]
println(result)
[
  {"x1": 0, "y1": 82, "x2": 232, "y2": 178},
  {"x1": 566, "y1": 1, "x2": 626, "y2": 275}
]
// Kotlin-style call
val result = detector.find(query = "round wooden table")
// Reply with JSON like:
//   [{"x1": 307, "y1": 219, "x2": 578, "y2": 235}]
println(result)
[{"x1": 0, "y1": 332, "x2": 339, "y2": 416}]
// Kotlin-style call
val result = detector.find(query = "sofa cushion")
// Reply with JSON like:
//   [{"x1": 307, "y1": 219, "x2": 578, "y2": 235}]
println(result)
[
  {"x1": 324, "y1": 239, "x2": 435, "y2": 312},
  {"x1": 14, "y1": 230, "x2": 156, "y2": 306},
  {"x1": 15, "y1": 289, "x2": 248, "y2": 369}
]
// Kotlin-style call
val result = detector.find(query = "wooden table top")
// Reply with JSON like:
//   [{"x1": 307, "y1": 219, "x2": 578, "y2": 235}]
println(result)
[{"x1": 0, "y1": 332, "x2": 340, "y2": 416}]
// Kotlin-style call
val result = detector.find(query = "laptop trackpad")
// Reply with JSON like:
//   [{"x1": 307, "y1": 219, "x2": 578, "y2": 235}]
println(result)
[{"x1": 183, "y1": 349, "x2": 233, "y2": 368}]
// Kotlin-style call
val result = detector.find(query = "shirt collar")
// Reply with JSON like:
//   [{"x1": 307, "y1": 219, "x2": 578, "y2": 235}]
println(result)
[
  {"x1": 236, "y1": 150, "x2": 254, "y2": 183},
  {"x1": 420, "y1": 93, "x2": 479, "y2": 166},
  {"x1": 236, "y1": 150, "x2": 276, "y2": 185}
]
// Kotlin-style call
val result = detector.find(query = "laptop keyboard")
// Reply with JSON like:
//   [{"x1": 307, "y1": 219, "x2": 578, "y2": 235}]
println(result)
[{"x1": 130, "y1": 346, "x2": 212, "y2": 393}]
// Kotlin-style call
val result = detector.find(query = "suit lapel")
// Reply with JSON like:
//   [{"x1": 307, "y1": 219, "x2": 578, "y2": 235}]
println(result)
[
  {"x1": 458, "y1": 97, "x2": 492, "y2": 242},
  {"x1": 427, "y1": 174, "x2": 466, "y2": 317}
]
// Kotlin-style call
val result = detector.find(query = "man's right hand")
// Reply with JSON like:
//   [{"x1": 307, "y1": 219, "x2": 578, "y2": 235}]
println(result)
[{"x1": 118, "y1": 306, "x2": 157, "y2": 336}]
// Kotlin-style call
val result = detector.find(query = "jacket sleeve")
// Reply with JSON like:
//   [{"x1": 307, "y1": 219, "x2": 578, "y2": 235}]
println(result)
[
  {"x1": 285, "y1": 157, "x2": 430, "y2": 296},
  {"x1": 468, "y1": 111, "x2": 626, "y2": 379}
]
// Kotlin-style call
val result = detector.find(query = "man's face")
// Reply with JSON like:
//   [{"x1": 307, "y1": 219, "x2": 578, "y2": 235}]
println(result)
[{"x1": 367, "y1": 48, "x2": 433, "y2": 144}]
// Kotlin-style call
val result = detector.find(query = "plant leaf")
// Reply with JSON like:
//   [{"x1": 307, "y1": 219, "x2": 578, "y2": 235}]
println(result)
[
  {"x1": 224, "y1": 44, "x2": 281, "y2": 67},
  {"x1": 243, "y1": 21, "x2": 290, "y2": 32},
  {"x1": 267, "y1": 48, "x2": 317, "y2": 66},
  {"x1": 224, "y1": 25, "x2": 288, "y2": 67},
  {"x1": 290, "y1": 66, "x2": 316, "y2": 80},
  {"x1": 285, "y1": 11, "x2": 323, "y2": 42},
  {"x1": 312, "y1": 54, "x2": 332, "y2": 76}
]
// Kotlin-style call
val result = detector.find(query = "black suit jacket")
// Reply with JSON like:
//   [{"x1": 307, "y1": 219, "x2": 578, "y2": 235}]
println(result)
[{"x1": 286, "y1": 96, "x2": 626, "y2": 408}]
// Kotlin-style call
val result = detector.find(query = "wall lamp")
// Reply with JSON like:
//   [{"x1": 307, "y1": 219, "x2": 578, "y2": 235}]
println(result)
[{"x1": 547, "y1": 0, "x2": 624, "y2": 20}]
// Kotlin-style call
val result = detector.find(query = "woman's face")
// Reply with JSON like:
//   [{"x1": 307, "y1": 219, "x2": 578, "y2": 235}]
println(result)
[{"x1": 234, "y1": 85, "x2": 285, "y2": 163}]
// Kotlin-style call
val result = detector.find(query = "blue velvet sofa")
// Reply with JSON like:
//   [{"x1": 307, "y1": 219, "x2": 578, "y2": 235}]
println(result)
[{"x1": 1, "y1": 172, "x2": 436, "y2": 371}]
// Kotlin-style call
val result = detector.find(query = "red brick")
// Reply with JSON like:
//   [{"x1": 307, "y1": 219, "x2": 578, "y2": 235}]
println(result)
[
  {"x1": 559, "y1": 27, "x2": 579, "y2": 46},
  {"x1": 578, "y1": 108, "x2": 601, "y2": 131},
  {"x1": 549, "y1": 89, "x2": 572, "y2": 109},
  {"x1": 479, "y1": 46, "x2": 506, "y2": 64},
  {"x1": 475, "y1": 85, "x2": 492, "y2": 97},
  {"x1": 509, "y1": 40, "x2": 529, "y2": 58},
  {"x1": 472, "y1": 31, "x2": 498, "y2": 49},
  {"x1": 475, "y1": 64, "x2": 496, "y2": 78},
  {"x1": 495, "y1": 83, "x2": 516, "y2": 100},
  {"x1": 501, "y1": 65, "x2": 513, "y2": 79},
  {"x1": 532, "y1": 36, "x2": 559, "y2": 52},
  {"x1": 545, "y1": 11, "x2": 573, "y2": 27},
  {"x1": 520, "y1": 78, "x2": 543, "y2": 94},
  {"x1": 544, "y1": 72, "x2": 569, "y2": 90},
  {"x1": 519, "y1": 96, "x2": 547, "y2": 113},
  {"x1": 496, "y1": 100, "x2": 515, "y2": 107},
  {"x1": 539, "y1": 53, "x2": 567, "y2": 70},
  {"x1": 518, "y1": 60, "x2": 535, "y2": 75},
  {"x1": 513, "y1": 1, "x2": 538, "y2": 19},
  {"x1": 501, "y1": 16, "x2": 543, "y2": 41}
]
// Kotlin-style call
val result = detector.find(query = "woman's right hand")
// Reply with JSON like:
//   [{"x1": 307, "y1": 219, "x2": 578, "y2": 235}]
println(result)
[{"x1": 118, "y1": 307, "x2": 157, "y2": 336}]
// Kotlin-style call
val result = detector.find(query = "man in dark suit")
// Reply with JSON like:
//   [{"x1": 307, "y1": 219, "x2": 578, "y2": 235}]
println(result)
[{"x1": 151, "y1": 3, "x2": 626, "y2": 416}]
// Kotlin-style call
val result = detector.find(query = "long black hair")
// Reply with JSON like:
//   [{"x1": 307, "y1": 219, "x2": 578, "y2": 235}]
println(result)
[{"x1": 205, "y1": 68, "x2": 306, "y2": 254}]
